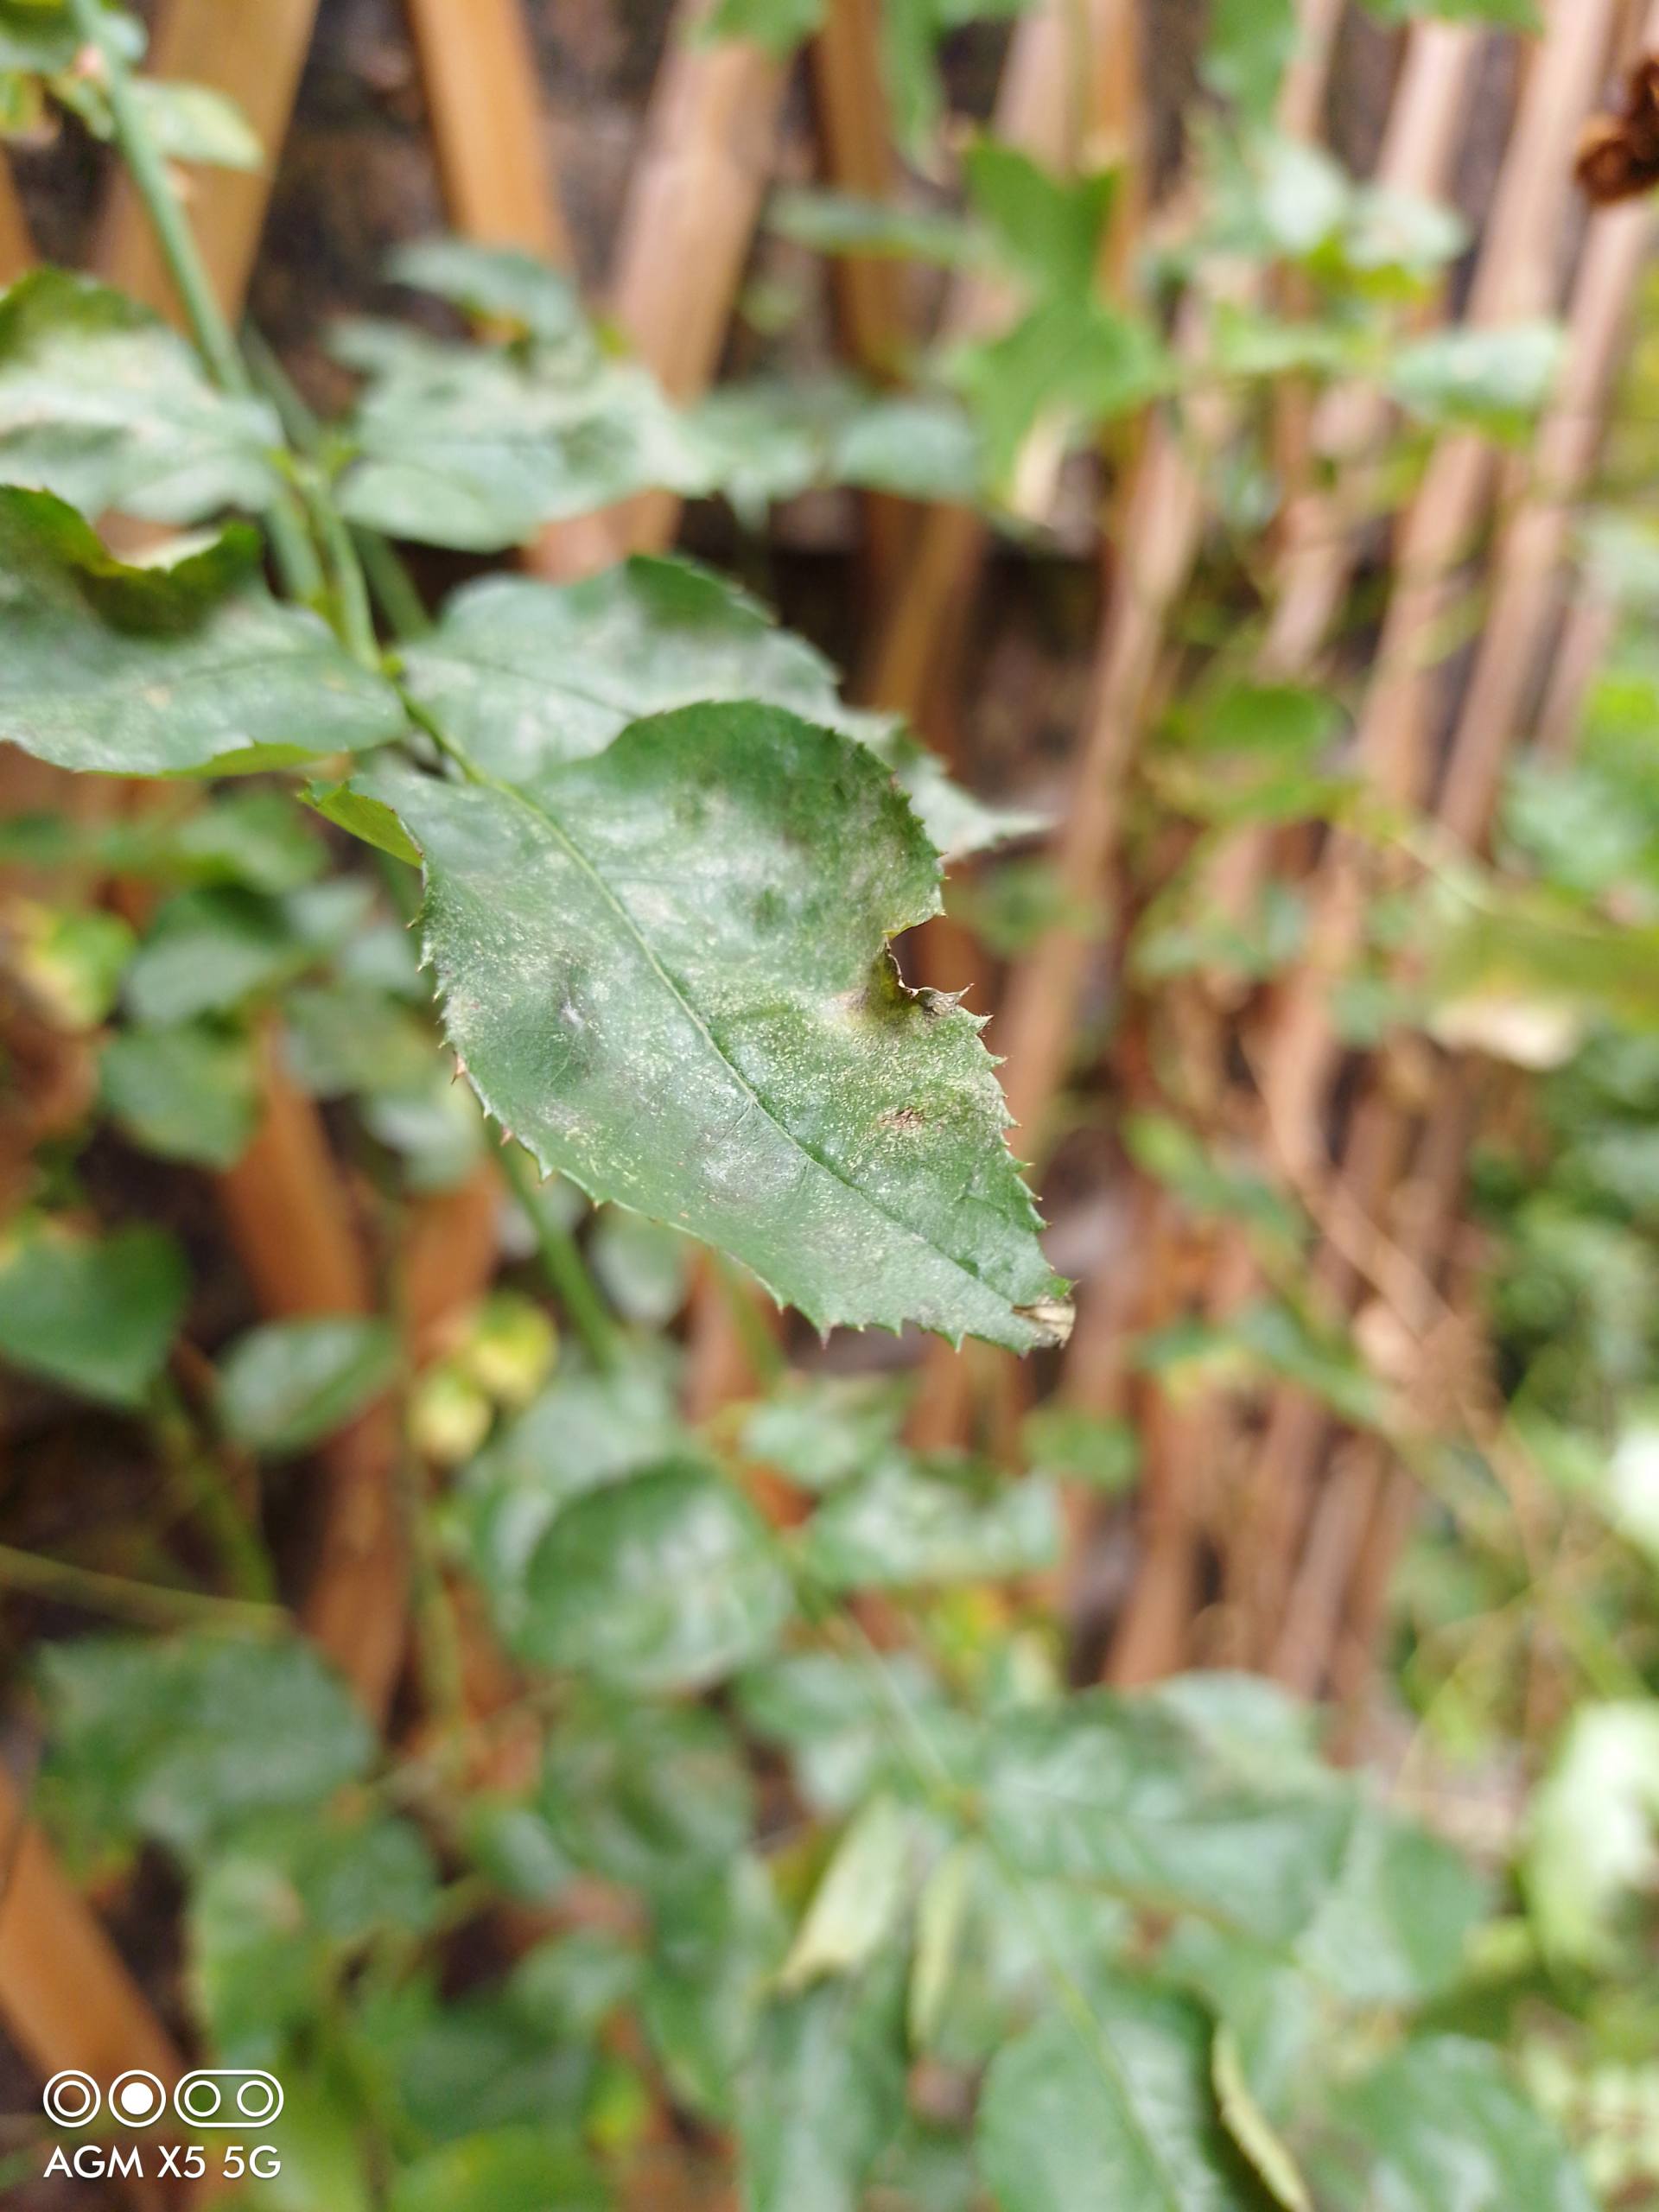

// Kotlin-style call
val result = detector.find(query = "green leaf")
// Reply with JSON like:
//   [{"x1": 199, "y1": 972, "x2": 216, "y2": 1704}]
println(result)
[
  {"x1": 0, "y1": 1, "x2": 140, "y2": 76},
  {"x1": 770, "y1": 188, "x2": 988, "y2": 271},
  {"x1": 283, "y1": 981, "x2": 435, "y2": 1100},
  {"x1": 1524, "y1": 1701, "x2": 1659, "y2": 1969},
  {"x1": 643, "y1": 1858, "x2": 785, "y2": 2124},
  {"x1": 388, "y1": 2129, "x2": 607, "y2": 2212},
  {"x1": 743, "y1": 1373, "x2": 909, "y2": 1491},
  {"x1": 1213, "y1": 2026, "x2": 1312, "y2": 2212},
  {"x1": 739, "y1": 1955, "x2": 908, "y2": 2212},
  {"x1": 99, "y1": 1020, "x2": 259, "y2": 1168},
  {"x1": 128, "y1": 77, "x2": 264, "y2": 167},
  {"x1": 1160, "y1": 1923, "x2": 1318, "y2": 2129},
  {"x1": 459, "y1": 1357, "x2": 686, "y2": 1636},
  {"x1": 589, "y1": 1206, "x2": 690, "y2": 1325},
  {"x1": 0, "y1": 487, "x2": 405, "y2": 774},
  {"x1": 976, "y1": 1977, "x2": 1275, "y2": 2212},
  {"x1": 41, "y1": 1632, "x2": 373, "y2": 1857},
  {"x1": 540, "y1": 1691, "x2": 753, "y2": 1893},
  {"x1": 1020, "y1": 1404, "x2": 1139, "y2": 1492},
  {"x1": 952, "y1": 294, "x2": 1167, "y2": 486},
  {"x1": 0, "y1": 1, "x2": 77, "y2": 73},
  {"x1": 1361, "y1": 0, "x2": 1538, "y2": 24},
  {"x1": 963, "y1": 142, "x2": 1117, "y2": 296},
  {"x1": 190, "y1": 1808, "x2": 437, "y2": 2051},
  {"x1": 1201, "y1": 0, "x2": 1299, "y2": 121},
  {"x1": 397, "y1": 554, "x2": 1019, "y2": 861},
  {"x1": 0, "y1": 1221, "x2": 186, "y2": 1407},
  {"x1": 0, "y1": 268, "x2": 282, "y2": 522},
  {"x1": 977, "y1": 1690, "x2": 1353, "y2": 1941},
  {"x1": 1389, "y1": 321, "x2": 1566, "y2": 435},
  {"x1": 215, "y1": 1316, "x2": 398, "y2": 1453},
  {"x1": 740, "y1": 1647, "x2": 963, "y2": 1815},
  {"x1": 1179, "y1": 681, "x2": 1341, "y2": 760},
  {"x1": 305, "y1": 779, "x2": 424, "y2": 865},
  {"x1": 1293, "y1": 1804, "x2": 1488, "y2": 2005},
  {"x1": 779, "y1": 1796, "x2": 917, "y2": 1991},
  {"x1": 1311, "y1": 2038, "x2": 1595, "y2": 2212},
  {"x1": 702, "y1": 0, "x2": 825, "y2": 53},
  {"x1": 56, "y1": 73, "x2": 265, "y2": 171},
  {"x1": 909, "y1": 1841, "x2": 1131, "y2": 2069},
  {"x1": 121, "y1": 887, "x2": 304, "y2": 1024},
  {"x1": 365, "y1": 707, "x2": 1067, "y2": 1352},
  {"x1": 517, "y1": 1459, "x2": 793, "y2": 1690},
  {"x1": 6, "y1": 897, "x2": 133, "y2": 1026},
  {"x1": 802, "y1": 1456, "x2": 1060, "y2": 1587},
  {"x1": 386, "y1": 238, "x2": 591, "y2": 343},
  {"x1": 334, "y1": 307, "x2": 704, "y2": 550}
]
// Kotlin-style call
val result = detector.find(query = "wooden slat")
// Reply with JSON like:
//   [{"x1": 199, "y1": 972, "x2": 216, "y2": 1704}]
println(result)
[
  {"x1": 0, "y1": 1767, "x2": 188, "y2": 2209},
  {"x1": 94, "y1": 0, "x2": 320, "y2": 315},
  {"x1": 859, "y1": 0, "x2": 1138, "y2": 719},
  {"x1": 588, "y1": 8, "x2": 786, "y2": 565},
  {"x1": 0, "y1": 152, "x2": 32, "y2": 283},
  {"x1": 404, "y1": 0, "x2": 569, "y2": 258},
  {"x1": 809, "y1": 0, "x2": 911, "y2": 596}
]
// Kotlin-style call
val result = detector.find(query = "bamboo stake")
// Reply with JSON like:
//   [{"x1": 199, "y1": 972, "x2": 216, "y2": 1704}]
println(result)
[
  {"x1": 403, "y1": 0, "x2": 569, "y2": 259},
  {"x1": 809, "y1": 0, "x2": 911, "y2": 596},
  {"x1": 94, "y1": 0, "x2": 319, "y2": 316},
  {"x1": 859, "y1": 0, "x2": 1138, "y2": 721},
  {"x1": 1435, "y1": 187, "x2": 1656, "y2": 844},
  {"x1": 0, "y1": 153, "x2": 30, "y2": 283},
  {"x1": 563, "y1": 5, "x2": 787, "y2": 570},
  {"x1": 0, "y1": 1767, "x2": 188, "y2": 2209}
]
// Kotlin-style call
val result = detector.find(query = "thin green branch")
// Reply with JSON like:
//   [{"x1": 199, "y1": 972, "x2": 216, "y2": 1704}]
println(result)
[
  {"x1": 499, "y1": 1142, "x2": 620, "y2": 1374},
  {"x1": 66, "y1": 0, "x2": 323, "y2": 603},
  {"x1": 0, "y1": 1541, "x2": 286, "y2": 1635},
  {"x1": 244, "y1": 324, "x2": 432, "y2": 640}
]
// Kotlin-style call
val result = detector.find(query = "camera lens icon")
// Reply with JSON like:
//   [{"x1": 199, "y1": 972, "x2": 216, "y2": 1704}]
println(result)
[
  {"x1": 109, "y1": 2070, "x2": 166, "y2": 2126},
  {"x1": 174, "y1": 2069, "x2": 283, "y2": 2128},
  {"x1": 42, "y1": 2071, "x2": 100, "y2": 2126}
]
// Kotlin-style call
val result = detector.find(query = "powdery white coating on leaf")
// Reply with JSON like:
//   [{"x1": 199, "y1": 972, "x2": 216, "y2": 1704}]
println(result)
[
  {"x1": 0, "y1": 486, "x2": 406, "y2": 775},
  {"x1": 397, "y1": 552, "x2": 1041, "y2": 860},
  {"x1": 365, "y1": 702, "x2": 1068, "y2": 1352}
]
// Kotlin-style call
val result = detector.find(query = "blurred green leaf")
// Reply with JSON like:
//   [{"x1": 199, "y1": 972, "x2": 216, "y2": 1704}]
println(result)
[
  {"x1": 0, "y1": 1221, "x2": 186, "y2": 1407},
  {"x1": 0, "y1": 268, "x2": 281, "y2": 522},
  {"x1": 41, "y1": 1632, "x2": 372, "y2": 1857},
  {"x1": 388, "y1": 2128, "x2": 606, "y2": 2212},
  {"x1": 976, "y1": 1976, "x2": 1276, "y2": 2212},
  {"x1": 540, "y1": 1693, "x2": 753, "y2": 1893},
  {"x1": 978, "y1": 1689, "x2": 1354, "y2": 1941},
  {"x1": 771, "y1": 188, "x2": 988, "y2": 270},
  {"x1": 518, "y1": 1459, "x2": 793, "y2": 1689},
  {"x1": 1311, "y1": 2038, "x2": 1595, "y2": 2212},
  {"x1": 1525, "y1": 1703, "x2": 1659, "y2": 1970},
  {"x1": 99, "y1": 1020, "x2": 258, "y2": 1168},
  {"x1": 739, "y1": 1954, "x2": 908, "y2": 2212},
  {"x1": 0, "y1": 486, "x2": 404, "y2": 775},
  {"x1": 216, "y1": 1316, "x2": 398, "y2": 1453},
  {"x1": 802, "y1": 1456, "x2": 1060, "y2": 1588}
]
